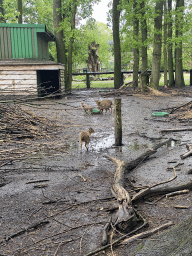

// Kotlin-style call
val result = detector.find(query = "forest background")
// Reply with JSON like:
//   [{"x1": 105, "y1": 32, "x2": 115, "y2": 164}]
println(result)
[{"x1": 0, "y1": 0, "x2": 192, "y2": 91}]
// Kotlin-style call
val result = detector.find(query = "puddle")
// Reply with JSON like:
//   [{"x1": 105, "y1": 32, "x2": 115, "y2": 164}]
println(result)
[
  {"x1": 127, "y1": 142, "x2": 153, "y2": 151},
  {"x1": 92, "y1": 133, "x2": 114, "y2": 152}
]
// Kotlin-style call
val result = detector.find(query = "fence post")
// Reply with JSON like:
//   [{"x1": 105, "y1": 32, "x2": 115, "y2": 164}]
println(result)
[
  {"x1": 86, "y1": 74, "x2": 90, "y2": 89},
  {"x1": 121, "y1": 72, "x2": 124, "y2": 85},
  {"x1": 113, "y1": 98, "x2": 122, "y2": 146},
  {"x1": 190, "y1": 69, "x2": 192, "y2": 86}
]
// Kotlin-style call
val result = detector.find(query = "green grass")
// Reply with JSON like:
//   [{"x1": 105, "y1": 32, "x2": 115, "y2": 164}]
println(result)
[{"x1": 72, "y1": 73, "x2": 191, "y2": 90}]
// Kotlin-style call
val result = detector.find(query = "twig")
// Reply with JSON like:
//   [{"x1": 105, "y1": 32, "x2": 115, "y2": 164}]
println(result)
[
  {"x1": 84, "y1": 219, "x2": 148, "y2": 256},
  {"x1": 26, "y1": 179, "x2": 50, "y2": 184},
  {"x1": 79, "y1": 224, "x2": 95, "y2": 255},
  {"x1": 12, "y1": 221, "x2": 106, "y2": 255},
  {"x1": 172, "y1": 205, "x2": 189, "y2": 209},
  {"x1": 2, "y1": 221, "x2": 49, "y2": 243},
  {"x1": 166, "y1": 189, "x2": 189, "y2": 198},
  {"x1": 132, "y1": 167, "x2": 177, "y2": 202},
  {"x1": 122, "y1": 221, "x2": 173, "y2": 245}
]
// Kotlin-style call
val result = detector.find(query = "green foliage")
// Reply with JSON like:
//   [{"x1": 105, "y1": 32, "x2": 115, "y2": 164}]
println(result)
[{"x1": 73, "y1": 20, "x2": 113, "y2": 70}]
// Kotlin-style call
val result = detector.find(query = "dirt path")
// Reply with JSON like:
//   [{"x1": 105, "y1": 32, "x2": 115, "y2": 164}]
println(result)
[{"x1": 1, "y1": 88, "x2": 192, "y2": 255}]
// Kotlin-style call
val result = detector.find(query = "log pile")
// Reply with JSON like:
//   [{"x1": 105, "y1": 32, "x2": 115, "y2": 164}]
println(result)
[{"x1": 0, "y1": 103, "x2": 57, "y2": 141}]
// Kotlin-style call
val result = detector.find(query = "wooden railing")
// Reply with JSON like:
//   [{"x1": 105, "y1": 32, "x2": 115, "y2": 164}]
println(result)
[{"x1": 72, "y1": 70, "x2": 192, "y2": 88}]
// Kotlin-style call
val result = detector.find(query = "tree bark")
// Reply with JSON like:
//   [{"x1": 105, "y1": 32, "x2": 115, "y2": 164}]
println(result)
[
  {"x1": 67, "y1": 1, "x2": 77, "y2": 92},
  {"x1": 18, "y1": 0, "x2": 22, "y2": 23},
  {"x1": 0, "y1": 0, "x2": 5, "y2": 23},
  {"x1": 53, "y1": 0, "x2": 68, "y2": 90},
  {"x1": 140, "y1": 0, "x2": 148, "y2": 91},
  {"x1": 150, "y1": 0, "x2": 164, "y2": 90},
  {"x1": 175, "y1": 0, "x2": 185, "y2": 87},
  {"x1": 132, "y1": 0, "x2": 139, "y2": 87},
  {"x1": 168, "y1": 0, "x2": 174, "y2": 86},
  {"x1": 113, "y1": 99, "x2": 122, "y2": 146},
  {"x1": 113, "y1": 0, "x2": 122, "y2": 89},
  {"x1": 164, "y1": 1, "x2": 168, "y2": 87}
]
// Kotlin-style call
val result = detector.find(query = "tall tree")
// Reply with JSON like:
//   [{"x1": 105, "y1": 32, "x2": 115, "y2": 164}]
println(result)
[
  {"x1": 175, "y1": 0, "x2": 185, "y2": 87},
  {"x1": 132, "y1": 0, "x2": 139, "y2": 87},
  {"x1": 140, "y1": 0, "x2": 148, "y2": 91},
  {"x1": 163, "y1": 0, "x2": 168, "y2": 87},
  {"x1": 18, "y1": 0, "x2": 22, "y2": 23},
  {"x1": 0, "y1": 0, "x2": 5, "y2": 22},
  {"x1": 167, "y1": 0, "x2": 174, "y2": 86},
  {"x1": 67, "y1": 0, "x2": 77, "y2": 92},
  {"x1": 53, "y1": 0, "x2": 68, "y2": 88},
  {"x1": 150, "y1": 0, "x2": 164, "y2": 89},
  {"x1": 113, "y1": 0, "x2": 122, "y2": 89}
]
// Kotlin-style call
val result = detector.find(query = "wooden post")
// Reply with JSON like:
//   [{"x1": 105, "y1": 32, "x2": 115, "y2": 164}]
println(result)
[
  {"x1": 190, "y1": 69, "x2": 192, "y2": 86},
  {"x1": 86, "y1": 74, "x2": 90, "y2": 88},
  {"x1": 114, "y1": 99, "x2": 122, "y2": 146}
]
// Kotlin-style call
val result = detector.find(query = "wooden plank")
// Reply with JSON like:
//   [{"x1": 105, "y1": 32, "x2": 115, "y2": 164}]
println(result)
[
  {"x1": 0, "y1": 80, "x2": 36, "y2": 85},
  {"x1": 0, "y1": 74, "x2": 36, "y2": 80},
  {"x1": 0, "y1": 70, "x2": 36, "y2": 75}
]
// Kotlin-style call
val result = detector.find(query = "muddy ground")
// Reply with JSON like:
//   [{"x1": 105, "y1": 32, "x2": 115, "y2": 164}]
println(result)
[{"x1": 1, "y1": 88, "x2": 192, "y2": 255}]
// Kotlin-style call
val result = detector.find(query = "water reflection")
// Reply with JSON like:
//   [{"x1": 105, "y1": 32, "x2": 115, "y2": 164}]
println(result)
[
  {"x1": 127, "y1": 142, "x2": 153, "y2": 151},
  {"x1": 92, "y1": 133, "x2": 114, "y2": 152}
]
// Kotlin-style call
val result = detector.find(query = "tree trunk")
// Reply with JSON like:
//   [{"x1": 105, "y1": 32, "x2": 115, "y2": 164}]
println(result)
[
  {"x1": 113, "y1": 0, "x2": 122, "y2": 89},
  {"x1": 140, "y1": 0, "x2": 148, "y2": 91},
  {"x1": 67, "y1": 1, "x2": 77, "y2": 92},
  {"x1": 132, "y1": 0, "x2": 139, "y2": 87},
  {"x1": 113, "y1": 99, "x2": 122, "y2": 146},
  {"x1": 150, "y1": 0, "x2": 164, "y2": 90},
  {"x1": 18, "y1": 0, "x2": 22, "y2": 23},
  {"x1": 168, "y1": 0, "x2": 174, "y2": 86},
  {"x1": 53, "y1": 0, "x2": 68, "y2": 90},
  {"x1": 164, "y1": 1, "x2": 168, "y2": 87},
  {"x1": 0, "y1": 0, "x2": 5, "y2": 23},
  {"x1": 175, "y1": 0, "x2": 185, "y2": 87}
]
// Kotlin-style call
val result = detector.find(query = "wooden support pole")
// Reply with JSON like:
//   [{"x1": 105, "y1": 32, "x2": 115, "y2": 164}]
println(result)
[
  {"x1": 190, "y1": 69, "x2": 192, "y2": 86},
  {"x1": 86, "y1": 74, "x2": 90, "y2": 88},
  {"x1": 113, "y1": 98, "x2": 122, "y2": 146}
]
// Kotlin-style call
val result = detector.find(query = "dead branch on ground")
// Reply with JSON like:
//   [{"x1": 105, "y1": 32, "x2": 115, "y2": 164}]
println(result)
[
  {"x1": 103, "y1": 138, "x2": 173, "y2": 246},
  {"x1": 180, "y1": 144, "x2": 192, "y2": 159}
]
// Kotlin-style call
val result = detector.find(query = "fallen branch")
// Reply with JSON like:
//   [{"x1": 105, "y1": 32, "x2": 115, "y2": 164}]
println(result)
[
  {"x1": 180, "y1": 144, "x2": 192, "y2": 159},
  {"x1": 131, "y1": 167, "x2": 177, "y2": 202},
  {"x1": 26, "y1": 179, "x2": 50, "y2": 184},
  {"x1": 172, "y1": 205, "x2": 189, "y2": 209},
  {"x1": 3, "y1": 221, "x2": 49, "y2": 242},
  {"x1": 166, "y1": 189, "x2": 189, "y2": 198},
  {"x1": 132, "y1": 180, "x2": 192, "y2": 202},
  {"x1": 169, "y1": 100, "x2": 192, "y2": 114},
  {"x1": 122, "y1": 221, "x2": 173, "y2": 245},
  {"x1": 160, "y1": 128, "x2": 192, "y2": 133},
  {"x1": 84, "y1": 217, "x2": 148, "y2": 256},
  {"x1": 103, "y1": 138, "x2": 173, "y2": 239}
]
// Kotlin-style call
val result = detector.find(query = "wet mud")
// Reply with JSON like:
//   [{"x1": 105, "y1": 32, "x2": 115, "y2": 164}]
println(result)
[{"x1": 1, "y1": 88, "x2": 192, "y2": 255}]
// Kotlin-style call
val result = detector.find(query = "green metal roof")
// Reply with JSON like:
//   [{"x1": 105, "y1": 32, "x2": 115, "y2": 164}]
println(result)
[
  {"x1": 0, "y1": 23, "x2": 55, "y2": 59},
  {"x1": 0, "y1": 23, "x2": 55, "y2": 40}
]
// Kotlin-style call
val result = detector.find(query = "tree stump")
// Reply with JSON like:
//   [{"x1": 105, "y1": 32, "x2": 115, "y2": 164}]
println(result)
[{"x1": 86, "y1": 41, "x2": 101, "y2": 73}]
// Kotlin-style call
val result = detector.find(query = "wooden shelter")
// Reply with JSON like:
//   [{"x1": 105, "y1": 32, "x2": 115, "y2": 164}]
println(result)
[{"x1": 0, "y1": 23, "x2": 64, "y2": 96}]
